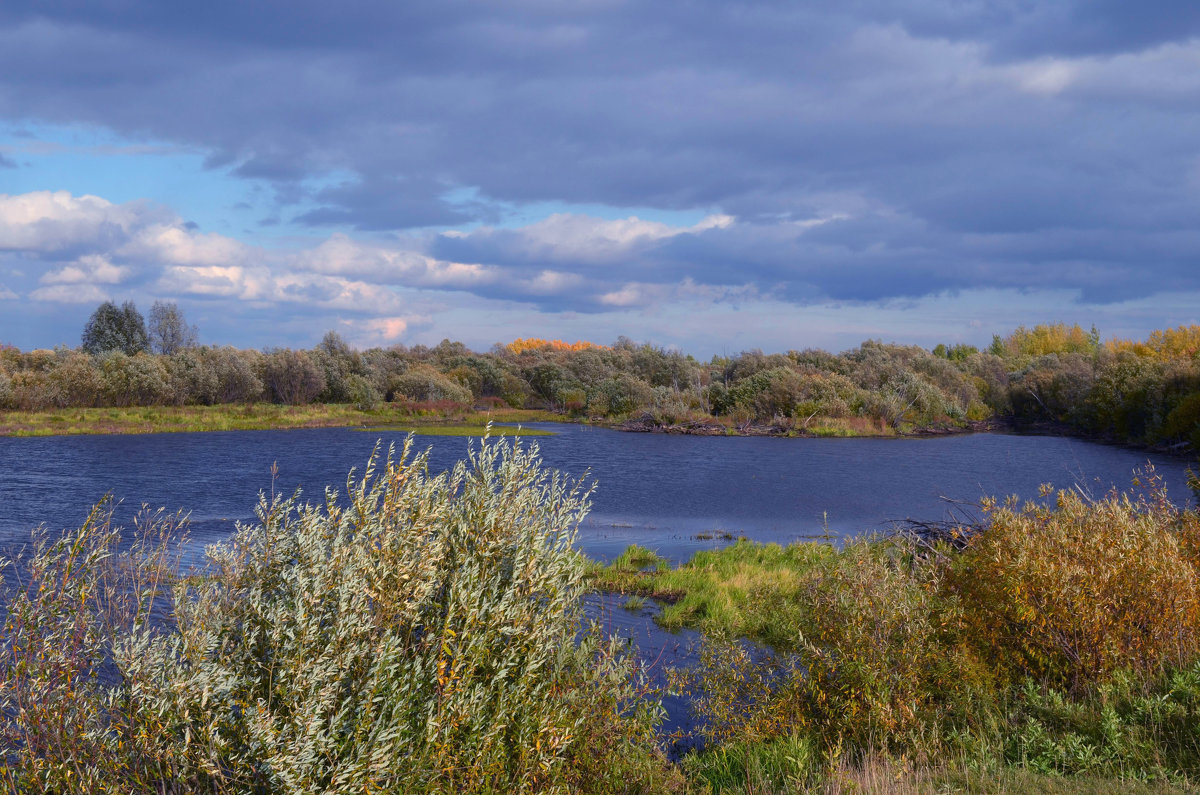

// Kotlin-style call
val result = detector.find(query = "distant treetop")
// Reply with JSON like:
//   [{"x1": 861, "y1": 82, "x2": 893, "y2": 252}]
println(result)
[
  {"x1": 148, "y1": 300, "x2": 198, "y2": 355},
  {"x1": 81, "y1": 300, "x2": 149, "y2": 355},
  {"x1": 505, "y1": 338, "x2": 609, "y2": 354},
  {"x1": 1106, "y1": 325, "x2": 1200, "y2": 360}
]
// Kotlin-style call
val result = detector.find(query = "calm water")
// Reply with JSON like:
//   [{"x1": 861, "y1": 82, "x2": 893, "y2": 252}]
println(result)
[
  {"x1": 1, "y1": 423, "x2": 1192, "y2": 754},
  {"x1": 0, "y1": 423, "x2": 1193, "y2": 562}
]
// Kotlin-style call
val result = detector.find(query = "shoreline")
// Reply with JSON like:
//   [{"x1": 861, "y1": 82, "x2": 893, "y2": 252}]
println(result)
[
  {"x1": 0, "y1": 404, "x2": 562, "y2": 437},
  {"x1": 2, "y1": 405, "x2": 1194, "y2": 462},
  {"x1": 609, "y1": 412, "x2": 1006, "y2": 439}
]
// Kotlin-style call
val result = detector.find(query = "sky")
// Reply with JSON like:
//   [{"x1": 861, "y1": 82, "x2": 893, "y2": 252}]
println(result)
[{"x1": 1, "y1": 1, "x2": 1199, "y2": 356}]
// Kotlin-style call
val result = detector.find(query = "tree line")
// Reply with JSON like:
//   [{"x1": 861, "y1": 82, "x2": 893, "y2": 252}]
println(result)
[{"x1": 1, "y1": 305, "x2": 1198, "y2": 452}]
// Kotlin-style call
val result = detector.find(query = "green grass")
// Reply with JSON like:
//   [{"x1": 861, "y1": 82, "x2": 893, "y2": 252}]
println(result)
[
  {"x1": 0, "y1": 404, "x2": 563, "y2": 437},
  {"x1": 587, "y1": 539, "x2": 832, "y2": 638}
]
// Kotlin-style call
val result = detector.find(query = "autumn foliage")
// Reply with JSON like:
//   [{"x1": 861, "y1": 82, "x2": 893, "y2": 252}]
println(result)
[
  {"x1": 949, "y1": 474, "x2": 1200, "y2": 689},
  {"x1": 1106, "y1": 325, "x2": 1200, "y2": 360},
  {"x1": 504, "y1": 337, "x2": 610, "y2": 354}
]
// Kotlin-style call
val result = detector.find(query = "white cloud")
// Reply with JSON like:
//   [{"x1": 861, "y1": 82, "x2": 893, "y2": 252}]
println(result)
[
  {"x1": 508, "y1": 212, "x2": 734, "y2": 261},
  {"x1": 0, "y1": 283, "x2": 16, "y2": 300},
  {"x1": 348, "y1": 314, "x2": 434, "y2": 346},
  {"x1": 40, "y1": 254, "x2": 130, "y2": 285},
  {"x1": 599, "y1": 283, "x2": 651, "y2": 307},
  {"x1": 293, "y1": 233, "x2": 496, "y2": 288},
  {"x1": 126, "y1": 224, "x2": 250, "y2": 267},
  {"x1": 1012, "y1": 59, "x2": 1079, "y2": 96},
  {"x1": 272, "y1": 272, "x2": 406, "y2": 313},
  {"x1": 29, "y1": 283, "x2": 109, "y2": 303},
  {"x1": 157, "y1": 264, "x2": 271, "y2": 299},
  {"x1": 598, "y1": 278, "x2": 759, "y2": 308},
  {"x1": 0, "y1": 191, "x2": 162, "y2": 253},
  {"x1": 519, "y1": 269, "x2": 583, "y2": 294}
]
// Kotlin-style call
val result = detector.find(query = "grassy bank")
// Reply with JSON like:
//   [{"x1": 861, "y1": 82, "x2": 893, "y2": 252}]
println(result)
[
  {"x1": 0, "y1": 403, "x2": 560, "y2": 437},
  {"x1": 589, "y1": 477, "x2": 1200, "y2": 792}
]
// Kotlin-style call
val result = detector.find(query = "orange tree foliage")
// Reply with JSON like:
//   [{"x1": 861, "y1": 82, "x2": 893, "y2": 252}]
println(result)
[{"x1": 504, "y1": 338, "x2": 609, "y2": 355}]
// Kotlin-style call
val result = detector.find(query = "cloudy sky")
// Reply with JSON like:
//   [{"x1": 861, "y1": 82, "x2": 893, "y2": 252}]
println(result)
[{"x1": 2, "y1": 1, "x2": 1199, "y2": 354}]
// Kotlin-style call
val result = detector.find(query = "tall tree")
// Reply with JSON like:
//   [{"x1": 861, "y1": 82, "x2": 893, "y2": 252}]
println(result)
[
  {"x1": 148, "y1": 300, "x2": 198, "y2": 355},
  {"x1": 81, "y1": 301, "x2": 149, "y2": 355}
]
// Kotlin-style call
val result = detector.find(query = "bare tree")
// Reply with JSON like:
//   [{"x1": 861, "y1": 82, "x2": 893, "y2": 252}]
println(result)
[{"x1": 148, "y1": 301, "x2": 198, "y2": 355}]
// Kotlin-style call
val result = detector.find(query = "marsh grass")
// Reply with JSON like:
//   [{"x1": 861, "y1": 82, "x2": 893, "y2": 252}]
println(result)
[
  {"x1": 589, "y1": 540, "x2": 831, "y2": 641},
  {"x1": 623, "y1": 595, "x2": 648, "y2": 612},
  {"x1": 0, "y1": 404, "x2": 560, "y2": 437}
]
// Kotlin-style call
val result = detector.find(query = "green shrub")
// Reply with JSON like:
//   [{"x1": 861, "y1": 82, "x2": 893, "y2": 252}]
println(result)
[
  {"x1": 1006, "y1": 665, "x2": 1200, "y2": 781},
  {"x1": 387, "y1": 365, "x2": 472, "y2": 404},
  {"x1": 345, "y1": 372, "x2": 380, "y2": 411}
]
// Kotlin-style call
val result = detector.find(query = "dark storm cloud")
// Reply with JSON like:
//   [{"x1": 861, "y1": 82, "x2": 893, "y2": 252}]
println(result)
[{"x1": 2, "y1": 0, "x2": 1199, "y2": 310}]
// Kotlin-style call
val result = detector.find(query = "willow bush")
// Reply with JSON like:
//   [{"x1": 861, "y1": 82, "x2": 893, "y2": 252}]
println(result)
[
  {"x1": 1, "y1": 435, "x2": 679, "y2": 794},
  {"x1": 949, "y1": 473, "x2": 1200, "y2": 690}
]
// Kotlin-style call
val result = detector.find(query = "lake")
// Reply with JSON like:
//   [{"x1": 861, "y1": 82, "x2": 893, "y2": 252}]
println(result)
[{"x1": 1, "y1": 423, "x2": 1193, "y2": 563}]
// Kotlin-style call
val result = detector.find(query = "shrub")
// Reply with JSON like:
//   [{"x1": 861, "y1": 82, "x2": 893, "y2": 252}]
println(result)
[
  {"x1": 47, "y1": 350, "x2": 103, "y2": 407},
  {"x1": 948, "y1": 475, "x2": 1200, "y2": 690},
  {"x1": 203, "y1": 346, "x2": 264, "y2": 404},
  {"x1": 163, "y1": 349, "x2": 218, "y2": 405},
  {"x1": 726, "y1": 367, "x2": 804, "y2": 421},
  {"x1": 97, "y1": 351, "x2": 172, "y2": 407},
  {"x1": 345, "y1": 373, "x2": 380, "y2": 411},
  {"x1": 676, "y1": 539, "x2": 992, "y2": 754},
  {"x1": 7, "y1": 369, "x2": 57, "y2": 410},
  {"x1": 0, "y1": 503, "x2": 202, "y2": 793},
  {"x1": 261, "y1": 348, "x2": 325, "y2": 405},
  {"x1": 386, "y1": 365, "x2": 472, "y2": 404},
  {"x1": 0, "y1": 436, "x2": 677, "y2": 793}
]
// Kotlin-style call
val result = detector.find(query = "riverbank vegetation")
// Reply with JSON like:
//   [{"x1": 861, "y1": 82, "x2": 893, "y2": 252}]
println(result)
[
  {"x1": 4, "y1": 436, "x2": 1200, "y2": 791},
  {"x1": 3, "y1": 316, "x2": 1198, "y2": 453},
  {"x1": 0, "y1": 438, "x2": 683, "y2": 793},
  {"x1": 592, "y1": 470, "x2": 1200, "y2": 792}
]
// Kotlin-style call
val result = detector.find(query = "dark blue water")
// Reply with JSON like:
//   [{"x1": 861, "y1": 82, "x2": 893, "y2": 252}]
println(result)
[
  {"x1": 0, "y1": 424, "x2": 1192, "y2": 752},
  {"x1": 0, "y1": 423, "x2": 1192, "y2": 562}
]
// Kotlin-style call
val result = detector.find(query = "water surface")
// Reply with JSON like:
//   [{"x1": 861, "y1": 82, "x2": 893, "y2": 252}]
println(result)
[{"x1": 1, "y1": 423, "x2": 1191, "y2": 562}]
